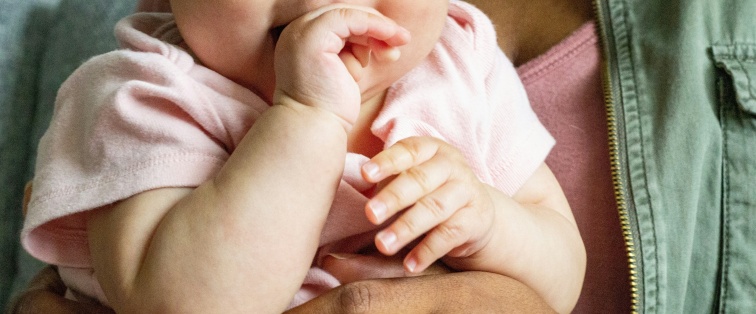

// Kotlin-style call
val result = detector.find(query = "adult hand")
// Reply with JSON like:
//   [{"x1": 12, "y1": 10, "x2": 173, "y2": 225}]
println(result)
[
  {"x1": 6, "y1": 265, "x2": 113, "y2": 314},
  {"x1": 285, "y1": 254, "x2": 556, "y2": 314},
  {"x1": 8, "y1": 259, "x2": 555, "y2": 314}
]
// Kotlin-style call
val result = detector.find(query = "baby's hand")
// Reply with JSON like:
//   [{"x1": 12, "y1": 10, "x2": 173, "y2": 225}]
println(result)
[
  {"x1": 361, "y1": 137, "x2": 497, "y2": 273},
  {"x1": 273, "y1": 5, "x2": 410, "y2": 129}
]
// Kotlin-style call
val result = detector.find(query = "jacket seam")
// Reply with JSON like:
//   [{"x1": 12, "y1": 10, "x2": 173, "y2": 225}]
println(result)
[
  {"x1": 717, "y1": 73, "x2": 732, "y2": 314},
  {"x1": 616, "y1": 0, "x2": 661, "y2": 310}
]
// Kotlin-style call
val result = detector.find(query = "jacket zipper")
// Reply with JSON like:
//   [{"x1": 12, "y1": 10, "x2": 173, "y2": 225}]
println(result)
[{"x1": 592, "y1": 0, "x2": 642, "y2": 312}]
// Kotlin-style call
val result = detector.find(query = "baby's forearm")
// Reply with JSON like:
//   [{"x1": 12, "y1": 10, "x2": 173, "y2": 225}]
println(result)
[
  {"x1": 89, "y1": 103, "x2": 348, "y2": 313},
  {"x1": 445, "y1": 185, "x2": 585, "y2": 314}
]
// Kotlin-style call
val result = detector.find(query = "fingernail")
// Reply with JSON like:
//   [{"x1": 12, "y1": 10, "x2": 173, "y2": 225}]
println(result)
[
  {"x1": 362, "y1": 162, "x2": 380, "y2": 180},
  {"x1": 384, "y1": 47, "x2": 401, "y2": 62},
  {"x1": 368, "y1": 199, "x2": 387, "y2": 221},
  {"x1": 377, "y1": 231, "x2": 396, "y2": 250},
  {"x1": 405, "y1": 257, "x2": 417, "y2": 273},
  {"x1": 328, "y1": 253, "x2": 349, "y2": 260}
]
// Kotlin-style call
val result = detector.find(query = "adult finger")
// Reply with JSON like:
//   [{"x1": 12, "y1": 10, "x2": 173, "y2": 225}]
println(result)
[{"x1": 320, "y1": 253, "x2": 451, "y2": 284}]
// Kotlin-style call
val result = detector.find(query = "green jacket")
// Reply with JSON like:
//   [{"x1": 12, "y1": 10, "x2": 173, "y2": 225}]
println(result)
[{"x1": 597, "y1": 0, "x2": 756, "y2": 312}]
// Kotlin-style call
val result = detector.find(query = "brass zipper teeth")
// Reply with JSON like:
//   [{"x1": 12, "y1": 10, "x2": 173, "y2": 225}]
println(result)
[
  {"x1": 592, "y1": 0, "x2": 640, "y2": 312},
  {"x1": 603, "y1": 76, "x2": 639, "y2": 313}
]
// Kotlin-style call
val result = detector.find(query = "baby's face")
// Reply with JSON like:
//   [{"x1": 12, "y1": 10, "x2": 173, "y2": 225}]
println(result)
[{"x1": 171, "y1": 0, "x2": 449, "y2": 104}]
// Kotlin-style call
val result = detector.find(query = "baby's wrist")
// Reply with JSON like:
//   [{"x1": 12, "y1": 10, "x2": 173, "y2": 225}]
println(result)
[{"x1": 273, "y1": 91, "x2": 355, "y2": 132}]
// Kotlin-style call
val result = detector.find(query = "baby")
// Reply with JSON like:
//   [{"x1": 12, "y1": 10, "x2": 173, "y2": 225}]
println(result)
[{"x1": 22, "y1": 0, "x2": 585, "y2": 312}]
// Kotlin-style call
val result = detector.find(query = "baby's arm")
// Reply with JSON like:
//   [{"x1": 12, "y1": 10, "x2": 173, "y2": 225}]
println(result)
[
  {"x1": 88, "y1": 106, "x2": 346, "y2": 313},
  {"x1": 86, "y1": 7, "x2": 408, "y2": 313},
  {"x1": 477, "y1": 162, "x2": 585, "y2": 313},
  {"x1": 363, "y1": 137, "x2": 585, "y2": 313}
]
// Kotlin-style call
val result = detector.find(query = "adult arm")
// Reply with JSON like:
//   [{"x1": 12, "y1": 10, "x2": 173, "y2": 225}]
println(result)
[
  {"x1": 7, "y1": 258, "x2": 555, "y2": 314},
  {"x1": 286, "y1": 254, "x2": 556, "y2": 314}
]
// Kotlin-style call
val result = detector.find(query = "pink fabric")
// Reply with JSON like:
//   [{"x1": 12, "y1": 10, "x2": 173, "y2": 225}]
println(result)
[
  {"x1": 518, "y1": 22, "x2": 632, "y2": 313},
  {"x1": 23, "y1": 1, "x2": 553, "y2": 308}
]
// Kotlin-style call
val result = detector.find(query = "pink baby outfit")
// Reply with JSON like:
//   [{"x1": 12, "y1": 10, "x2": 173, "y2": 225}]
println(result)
[{"x1": 22, "y1": 1, "x2": 554, "y2": 308}]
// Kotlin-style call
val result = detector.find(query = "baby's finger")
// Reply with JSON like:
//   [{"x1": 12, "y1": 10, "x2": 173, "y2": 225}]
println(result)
[
  {"x1": 339, "y1": 45, "x2": 366, "y2": 81},
  {"x1": 345, "y1": 37, "x2": 401, "y2": 65},
  {"x1": 365, "y1": 155, "x2": 451, "y2": 224},
  {"x1": 362, "y1": 137, "x2": 442, "y2": 183},
  {"x1": 350, "y1": 42, "x2": 371, "y2": 67},
  {"x1": 302, "y1": 5, "x2": 410, "y2": 54},
  {"x1": 374, "y1": 182, "x2": 470, "y2": 256},
  {"x1": 404, "y1": 209, "x2": 483, "y2": 274},
  {"x1": 368, "y1": 37, "x2": 401, "y2": 62}
]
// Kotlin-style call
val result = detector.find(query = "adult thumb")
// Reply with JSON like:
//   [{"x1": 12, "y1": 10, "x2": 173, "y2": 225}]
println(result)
[{"x1": 321, "y1": 253, "x2": 451, "y2": 284}]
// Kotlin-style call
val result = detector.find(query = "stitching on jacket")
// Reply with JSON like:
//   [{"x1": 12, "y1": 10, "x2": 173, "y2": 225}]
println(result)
[
  {"x1": 718, "y1": 76, "x2": 731, "y2": 312},
  {"x1": 619, "y1": 0, "x2": 661, "y2": 309}
]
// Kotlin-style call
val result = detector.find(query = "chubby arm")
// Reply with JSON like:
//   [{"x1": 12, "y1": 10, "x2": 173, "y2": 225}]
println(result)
[
  {"x1": 88, "y1": 104, "x2": 348, "y2": 313},
  {"x1": 87, "y1": 6, "x2": 409, "y2": 313},
  {"x1": 476, "y1": 163, "x2": 586, "y2": 313}
]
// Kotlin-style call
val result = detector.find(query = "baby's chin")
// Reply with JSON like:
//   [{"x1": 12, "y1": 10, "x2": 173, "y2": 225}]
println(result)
[{"x1": 357, "y1": 81, "x2": 394, "y2": 107}]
